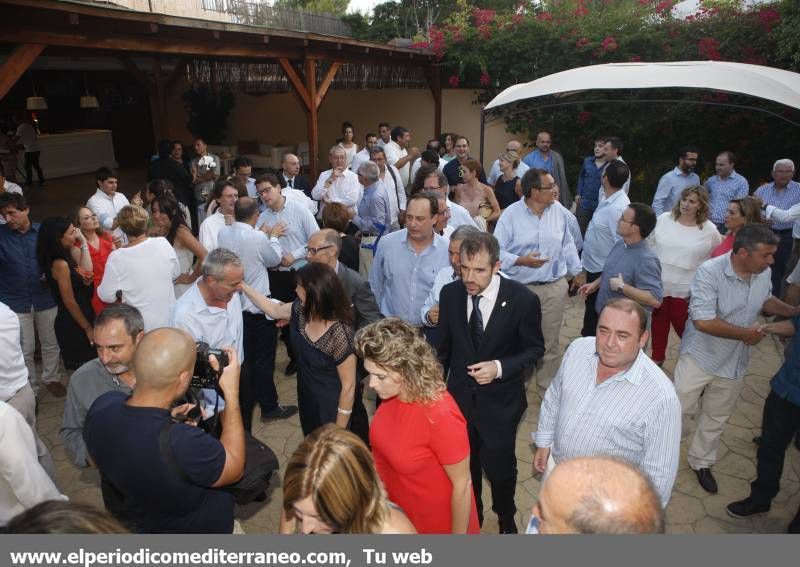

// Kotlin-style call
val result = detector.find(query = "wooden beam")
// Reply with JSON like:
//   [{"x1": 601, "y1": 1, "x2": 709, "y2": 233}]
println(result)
[
  {"x1": 118, "y1": 56, "x2": 151, "y2": 88},
  {"x1": 304, "y1": 58, "x2": 319, "y2": 179},
  {"x1": 277, "y1": 58, "x2": 311, "y2": 111},
  {"x1": 68, "y1": 13, "x2": 78, "y2": 25},
  {"x1": 315, "y1": 61, "x2": 341, "y2": 109},
  {"x1": 0, "y1": 43, "x2": 46, "y2": 100},
  {"x1": 426, "y1": 66, "x2": 442, "y2": 138}
]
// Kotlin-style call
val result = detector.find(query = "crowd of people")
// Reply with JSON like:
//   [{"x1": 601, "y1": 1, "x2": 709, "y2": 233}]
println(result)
[{"x1": 1, "y1": 117, "x2": 800, "y2": 536}]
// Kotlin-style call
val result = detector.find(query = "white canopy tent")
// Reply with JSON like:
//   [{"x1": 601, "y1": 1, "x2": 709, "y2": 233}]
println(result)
[{"x1": 480, "y1": 60, "x2": 800, "y2": 161}]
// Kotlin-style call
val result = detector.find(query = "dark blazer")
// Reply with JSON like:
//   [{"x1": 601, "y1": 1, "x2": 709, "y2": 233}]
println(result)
[
  {"x1": 437, "y1": 277, "x2": 544, "y2": 447},
  {"x1": 281, "y1": 172, "x2": 312, "y2": 198},
  {"x1": 337, "y1": 263, "x2": 382, "y2": 330}
]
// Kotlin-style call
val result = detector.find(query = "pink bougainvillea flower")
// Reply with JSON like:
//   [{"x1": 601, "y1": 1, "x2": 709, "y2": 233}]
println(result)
[
  {"x1": 478, "y1": 25, "x2": 492, "y2": 40},
  {"x1": 601, "y1": 36, "x2": 618, "y2": 52},
  {"x1": 698, "y1": 37, "x2": 722, "y2": 60},
  {"x1": 536, "y1": 12, "x2": 553, "y2": 22},
  {"x1": 575, "y1": 37, "x2": 590, "y2": 49},
  {"x1": 629, "y1": 55, "x2": 642, "y2": 62},
  {"x1": 448, "y1": 75, "x2": 460, "y2": 88}
]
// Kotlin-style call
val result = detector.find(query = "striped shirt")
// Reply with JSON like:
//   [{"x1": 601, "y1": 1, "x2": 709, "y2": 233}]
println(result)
[
  {"x1": 535, "y1": 337, "x2": 681, "y2": 506},
  {"x1": 705, "y1": 171, "x2": 749, "y2": 224},
  {"x1": 755, "y1": 181, "x2": 800, "y2": 231},
  {"x1": 494, "y1": 199, "x2": 582, "y2": 284},
  {"x1": 679, "y1": 253, "x2": 773, "y2": 379}
]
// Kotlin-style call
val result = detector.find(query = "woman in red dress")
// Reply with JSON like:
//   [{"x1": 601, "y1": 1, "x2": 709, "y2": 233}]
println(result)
[
  {"x1": 355, "y1": 318, "x2": 480, "y2": 534},
  {"x1": 75, "y1": 206, "x2": 115, "y2": 315}
]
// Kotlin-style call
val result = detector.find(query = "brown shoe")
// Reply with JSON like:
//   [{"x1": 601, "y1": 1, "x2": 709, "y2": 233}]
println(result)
[{"x1": 45, "y1": 382, "x2": 67, "y2": 398}]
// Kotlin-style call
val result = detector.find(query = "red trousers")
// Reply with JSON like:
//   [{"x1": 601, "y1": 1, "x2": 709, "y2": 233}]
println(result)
[{"x1": 651, "y1": 296, "x2": 689, "y2": 363}]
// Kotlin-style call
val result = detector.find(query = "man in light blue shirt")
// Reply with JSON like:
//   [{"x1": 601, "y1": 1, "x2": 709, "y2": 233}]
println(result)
[
  {"x1": 704, "y1": 151, "x2": 749, "y2": 231},
  {"x1": 254, "y1": 172, "x2": 319, "y2": 375},
  {"x1": 369, "y1": 191, "x2": 449, "y2": 326},
  {"x1": 579, "y1": 160, "x2": 631, "y2": 336},
  {"x1": 520, "y1": 130, "x2": 572, "y2": 208},
  {"x1": 494, "y1": 168, "x2": 582, "y2": 392},
  {"x1": 651, "y1": 147, "x2": 700, "y2": 216},
  {"x1": 218, "y1": 197, "x2": 296, "y2": 427},
  {"x1": 353, "y1": 161, "x2": 391, "y2": 277}
]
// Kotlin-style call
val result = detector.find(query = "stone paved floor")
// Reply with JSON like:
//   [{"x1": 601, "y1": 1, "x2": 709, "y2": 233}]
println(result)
[{"x1": 36, "y1": 295, "x2": 800, "y2": 534}]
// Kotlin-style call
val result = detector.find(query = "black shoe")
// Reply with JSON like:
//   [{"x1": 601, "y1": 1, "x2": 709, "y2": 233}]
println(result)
[
  {"x1": 753, "y1": 436, "x2": 762, "y2": 445},
  {"x1": 285, "y1": 361, "x2": 297, "y2": 375},
  {"x1": 694, "y1": 468, "x2": 718, "y2": 494},
  {"x1": 727, "y1": 497, "x2": 770, "y2": 518},
  {"x1": 260, "y1": 405, "x2": 298, "y2": 421},
  {"x1": 499, "y1": 515, "x2": 518, "y2": 534}
]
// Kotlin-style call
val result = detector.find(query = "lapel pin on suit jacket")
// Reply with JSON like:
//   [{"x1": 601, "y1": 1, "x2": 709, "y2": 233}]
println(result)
[{"x1": 501, "y1": 301, "x2": 507, "y2": 307}]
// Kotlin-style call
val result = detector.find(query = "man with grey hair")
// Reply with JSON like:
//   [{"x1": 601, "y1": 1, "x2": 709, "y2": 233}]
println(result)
[
  {"x1": 486, "y1": 140, "x2": 530, "y2": 186},
  {"x1": 354, "y1": 161, "x2": 392, "y2": 277},
  {"x1": 218, "y1": 197, "x2": 296, "y2": 428},
  {"x1": 60, "y1": 303, "x2": 145, "y2": 468},
  {"x1": 311, "y1": 145, "x2": 362, "y2": 216},
  {"x1": 171, "y1": 248, "x2": 244, "y2": 417},
  {"x1": 755, "y1": 158, "x2": 800, "y2": 292},
  {"x1": 675, "y1": 223, "x2": 800, "y2": 494},
  {"x1": 529, "y1": 456, "x2": 665, "y2": 534},
  {"x1": 421, "y1": 224, "x2": 482, "y2": 347}
]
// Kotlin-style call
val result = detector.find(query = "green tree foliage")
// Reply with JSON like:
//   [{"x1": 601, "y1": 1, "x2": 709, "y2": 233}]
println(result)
[
  {"x1": 274, "y1": 0, "x2": 350, "y2": 15},
  {"x1": 418, "y1": 0, "x2": 796, "y2": 200}
]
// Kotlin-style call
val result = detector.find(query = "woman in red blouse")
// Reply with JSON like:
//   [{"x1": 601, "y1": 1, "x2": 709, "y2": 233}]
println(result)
[
  {"x1": 355, "y1": 318, "x2": 480, "y2": 534},
  {"x1": 711, "y1": 196, "x2": 762, "y2": 258},
  {"x1": 75, "y1": 206, "x2": 115, "y2": 315}
]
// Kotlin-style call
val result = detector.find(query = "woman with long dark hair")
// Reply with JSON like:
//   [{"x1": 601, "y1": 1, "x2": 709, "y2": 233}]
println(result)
[
  {"x1": 241, "y1": 262, "x2": 368, "y2": 441},
  {"x1": 150, "y1": 192, "x2": 206, "y2": 297},
  {"x1": 36, "y1": 217, "x2": 96, "y2": 370},
  {"x1": 338, "y1": 122, "x2": 358, "y2": 169}
]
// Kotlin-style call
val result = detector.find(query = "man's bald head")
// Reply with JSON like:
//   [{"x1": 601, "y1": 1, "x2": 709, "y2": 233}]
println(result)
[
  {"x1": 535, "y1": 456, "x2": 664, "y2": 534},
  {"x1": 133, "y1": 329, "x2": 197, "y2": 393}
]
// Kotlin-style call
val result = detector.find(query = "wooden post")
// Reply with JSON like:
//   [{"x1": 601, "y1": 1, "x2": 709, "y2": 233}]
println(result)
[
  {"x1": 0, "y1": 43, "x2": 46, "y2": 100},
  {"x1": 427, "y1": 66, "x2": 442, "y2": 139},
  {"x1": 304, "y1": 58, "x2": 319, "y2": 179}
]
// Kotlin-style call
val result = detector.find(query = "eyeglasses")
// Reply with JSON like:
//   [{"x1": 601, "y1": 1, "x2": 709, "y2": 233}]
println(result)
[
  {"x1": 538, "y1": 184, "x2": 557, "y2": 191},
  {"x1": 305, "y1": 245, "x2": 333, "y2": 256}
]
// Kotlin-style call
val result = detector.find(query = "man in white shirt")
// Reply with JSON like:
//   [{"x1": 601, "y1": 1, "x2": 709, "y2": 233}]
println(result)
[
  {"x1": 15, "y1": 113, "x2": 44, "y2": 187},
  {"x1": 0, "y1": 301, "x2": 56, "y2": 480},
  {"x1": 256, "y1": 172, "x2": 320, "y2": 375},
  {"x1": 369, "y1": 146, "x2": 406, "y2": 230},
  {"x1": 232, "y1": 156, "x2": 257, "y2": 197},
  {"x1": 0, "y1": 401, "x2": 65, "y2": 525},
  {"x1": 598, "y1": 137, "x2": 631, "y2": 204},
  {"x1": 383, "y1": 126, "x2": 419, "y2": 190},
  {"x1": 170, "y1": 248, "x2": 244, "y2": 415},
  {"x1": 312, "y1": 146, "x2": 362, "y2": 217},
  {"x1": 486, "y1": 140, "x2": 530, "y2": 186},
  {"x1": 376, "y1": 122, "x2": 391, "y2": 148},
  {"x1": 419, "y1": 166, "x2": 478, "y2": 231},
  {"x1": 350, "y1": 132, "x2": 379, "y2": 174},
  {"x1": 218, "y1": 197, "x2": 297, "y2": 428},
  {"x1": 86, "y1": 167, "x2": 129, "y2": 246},
  {"x1": 199, "y1": 179, "x2": 238, "y2": 251}
]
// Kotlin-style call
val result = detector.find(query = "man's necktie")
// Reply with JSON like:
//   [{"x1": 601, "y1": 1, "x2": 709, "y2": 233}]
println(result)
[
  {"x1": 470, "y1": 295, "x2": 484, "y2": 349},
  {"x1": 288, "y1": 178, "x2": 294, "y2": 188}
]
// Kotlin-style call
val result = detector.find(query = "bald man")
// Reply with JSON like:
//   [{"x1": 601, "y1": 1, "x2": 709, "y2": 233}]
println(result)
[
  {"x1": 528, "y1": 456, "x2": 664, "y2": 534},
  {"x1": 486, "y1": 140, "x2": 530, "y2": 186},
  {"x1": 83, "y1": 328, "x2": 245, "y2": 533}
]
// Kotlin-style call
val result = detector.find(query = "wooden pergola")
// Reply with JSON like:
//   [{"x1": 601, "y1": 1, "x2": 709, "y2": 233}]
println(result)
[{"x1": 0, "y1": 0, "x2": 440, "y2": 177}]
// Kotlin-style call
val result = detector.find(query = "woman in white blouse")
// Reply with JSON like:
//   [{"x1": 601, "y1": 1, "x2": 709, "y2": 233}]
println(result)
[
  {"x1": 338, "y1": 122, "x2": 358, "y2": 169},
  {"x1": 649, "y1": 185, "x2": 722, "y2": 366}
]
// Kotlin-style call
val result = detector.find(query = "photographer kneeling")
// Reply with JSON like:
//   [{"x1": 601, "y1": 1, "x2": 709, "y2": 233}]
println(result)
[{"x1": 83, "y1": 328, "x2": 245, "y2": 533}]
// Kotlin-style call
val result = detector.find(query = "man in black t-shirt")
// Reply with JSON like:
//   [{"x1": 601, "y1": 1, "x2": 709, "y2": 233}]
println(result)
[{"x1": 84, "y1": 328, "x2": 245, "y2": 533}]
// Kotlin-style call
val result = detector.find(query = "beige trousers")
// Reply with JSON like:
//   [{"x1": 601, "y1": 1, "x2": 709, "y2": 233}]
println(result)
[
  {"x1": 359, "y1": 236, "x2": 377, "y2": 279},
  {"x1": 526, "y1": 277, "x2": 568, "y2": 392},
  {"x1": 674, "y1": 354, "x2": 745, "y2": 470}
]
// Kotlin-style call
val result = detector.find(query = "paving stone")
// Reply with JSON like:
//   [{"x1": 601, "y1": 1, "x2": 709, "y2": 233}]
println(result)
[
  {"x1": 665, "y1": 523, "x2": 694, "y2": 534},
  {"x1": 716, "y1": 452, "x2": 757, "y2": 480},
  {"x1": 701, "y1": 494, "x2": 754, "y2": 528},
  {"x1": 665, "y1": 492, "x2": 706, "y2": 524},
  {"x1": 693, "y1": 516, "x2": 752, "y2": 534}
]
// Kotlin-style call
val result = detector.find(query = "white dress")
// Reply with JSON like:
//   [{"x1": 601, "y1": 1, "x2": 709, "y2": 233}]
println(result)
[
  {"x1": 339, "y1": 143, "x2": 358, "y2": 168},
  {"x1": 173, "y1": 243, "x2": 195, "y2": 298}
]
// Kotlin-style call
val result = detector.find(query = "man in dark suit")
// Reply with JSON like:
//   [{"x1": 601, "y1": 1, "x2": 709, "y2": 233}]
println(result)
[
  {"x1": 438, "y1": 231, "x2": 544, "y2": 533},
  {"x1": 280, "y1": 153, "x2": 312, "y2": 199},
  {"x1": 306, "y1": 228, "x2": 381, "y2": 330}
]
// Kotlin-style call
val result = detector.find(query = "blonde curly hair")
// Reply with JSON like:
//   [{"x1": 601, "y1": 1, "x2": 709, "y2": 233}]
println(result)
[{"x1": 354, "y1": 318, "x2": 445, "y2": 404}]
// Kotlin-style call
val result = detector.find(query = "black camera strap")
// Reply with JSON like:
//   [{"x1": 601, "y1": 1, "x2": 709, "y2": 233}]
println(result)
[{"x1": 158, "y1": 421, "x2": 196, "y2": 486}]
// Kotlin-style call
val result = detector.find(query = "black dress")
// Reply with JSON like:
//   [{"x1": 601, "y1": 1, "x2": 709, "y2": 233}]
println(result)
[
  {"x1": 289, "y1": 300, "x2": 368, "y2": 443},
  {"x1": 494, "y1": 175, "x2": 519, "y2": 209},
  {"x1": 47, "y1": 262, "x2": 96, "y2": 370}
]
